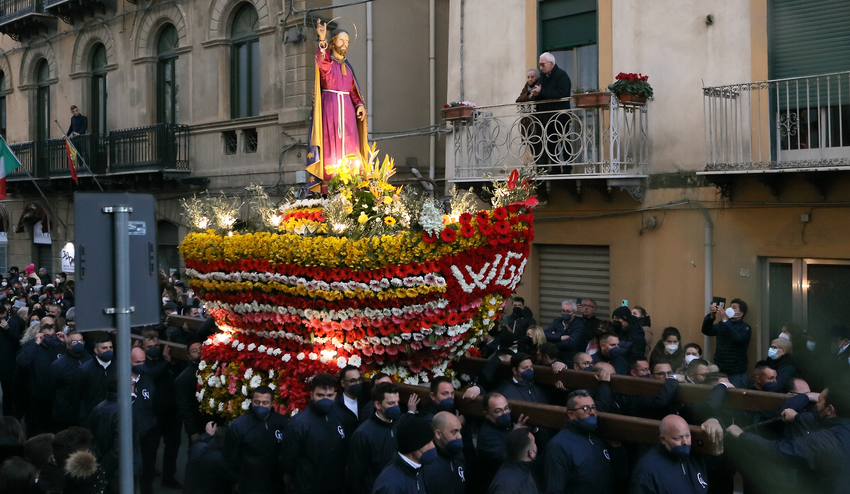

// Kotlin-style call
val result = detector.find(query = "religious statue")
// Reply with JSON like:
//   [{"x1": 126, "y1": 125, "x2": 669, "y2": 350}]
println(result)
[{"x1": 306, "y1": 19, "x2": 369, "y2": 193}]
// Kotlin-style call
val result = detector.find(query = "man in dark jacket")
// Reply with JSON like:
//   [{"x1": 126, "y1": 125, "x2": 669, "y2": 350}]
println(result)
[
  {"x1": 346, "y1": 382, "x2": 401, "y2": 494},
  {"x1": 280, "y1": 372, "x2": 347, "y2": 494},
  {"x1": 544, "y1": 300, "x2": 587, "y2": 364},
  {"x1": 611, "y1": 306, "x2": 647, "y2": 361},
  {"x1": 49, "y1": 330, "x2": 91, "y2": 431},
  {"x1": 415, "y1": 376, "x2": 458, "y2": 423},
  {"x1": 629, "y1": 414, "x2": 710, "y2": 494},
  {"x1": 592, "y1": 333, "x2": 629, "y2": 376},
  {"x1": 66, "y1": 105, "x2": 88, "y2": 136},
  {"x1": 335, "y1": 364, "x2": 370, "y2": 435},
  {"x1": 174, "y1": 339, "x2": 205, "y2": 443},
  {"x1": 701, "y1": 299, "x2": 751, "y2": 388},
  {"x1": 531, "y1": 52, "x2": 572, "y2": 168},
  {"x1": 372, "y1": 416, "x2": 434, "y2": 494},
  {"x1": 489, "y1": 427, "x2": 538, "y2": 494},
  {"x1": 74, "y1": 333, "x2": 115, "y2": 426},
  {"x1": 223, "y1": 385, "x2": 288, "y2": 494},
  {"x1": 544, "y1": 390, "x2": 627, "y2": 494},
  {"x1": 422, "y1": 412, "x2": 465, "y2": 494},
  {"x1": 495, "y1": 353, "x2": 550, "y2": 404},
  {"x1": 579, "y1": 299, "x2": 602, "y2": 340},
  {"x1": 0, "y1": 304, "x2": 22, "y2": 416},
  {"x1": 477, "y1": 392, "x2": 527, "y2": 490},
  {"x1": 185, "y1": 422, "x2": 231, "y2": 494},
  {"x1": 726, "y1": 386, "x2": 850, "y2": 494},
  {"x1": 17, "y1": 319, "x2": 65, "y2": 437},
  {"x1": 132, "y1": 347, "x2": 159, "y2": 494},
  {"x1": 504, "y1": 297, "x2": 536, "y2": 335}
]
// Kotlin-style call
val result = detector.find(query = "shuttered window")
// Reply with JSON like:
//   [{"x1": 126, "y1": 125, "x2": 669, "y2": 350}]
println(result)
[
  {"x1": 540, "y1": 0, "x2": 597, "y2": 52},
  {"x1": 769, "y1": 0, "x2": 850, "y2": 79},
  {"x1": 537, "y1": 245, "x2": 610, "y2": 324}
]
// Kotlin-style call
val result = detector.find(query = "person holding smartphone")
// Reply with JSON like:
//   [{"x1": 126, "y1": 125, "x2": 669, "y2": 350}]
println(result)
[{"x1": 702, "y1": 298, "x2": 752, "y2": 389}]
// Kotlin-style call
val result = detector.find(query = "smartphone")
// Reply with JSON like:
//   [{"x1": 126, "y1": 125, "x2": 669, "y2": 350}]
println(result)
[
  {"x1": 712, "y1": 296, "x2": 726, "y2": 308},
  {"x1": 622, "y1": 300, "x2": 628, "y2": 307},
  {"x1": 576, "y1": 297, "x2": 583, "y2": 305}
]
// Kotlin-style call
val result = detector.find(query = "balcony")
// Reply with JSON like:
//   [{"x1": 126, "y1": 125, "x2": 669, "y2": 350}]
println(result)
[
  {"x1": 0, "y1": 0, "x2": 57, "y2": 41},
  {"x1": 700, "y1": 71, "x2": 850, "y2": 196},
  {"x1": 6, "y1": 123, "x2": 190, "y2": 182},
  {"x1": 45, "y1": 0, "x2": 110, "y2": 26},
  {"x1": 447, "y1": 94, "x2": 649, "y2": 201}
]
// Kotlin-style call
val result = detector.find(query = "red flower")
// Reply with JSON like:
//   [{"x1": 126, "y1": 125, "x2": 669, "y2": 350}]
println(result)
[
  {"x1": 475, "y1": 211, "x2": 489, "y2": 224},
  {"x1": 446, "y1": 312, "x2": 461, "y2": 326},
  {"x1": 478, "y1": 223, "x2": 493, "y2": 236},
  {"x1": 493, "y1": 220, "x2": 511, "y2": 235},
  {"x1": 423, "y1": 232, "x2": 436, "y2": 243},
  {"x1": 493, "y1": 207, "x2": 508, "y2": 221},
  {"x1": 459, "y1": 212, "x2": 473, "y2": 224},
  {"x1": 460, "y1": 224, "x2": 476, "y2": 238},
  {"x1": 440, "y1": 227, "x2": 457, "y2": 242}
]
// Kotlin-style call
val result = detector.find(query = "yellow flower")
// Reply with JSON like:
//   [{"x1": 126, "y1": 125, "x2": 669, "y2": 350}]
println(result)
[
  {"x1": 383, "y1": 196, "x2": 392, "y2": 205},
  {"x1": 384, "y1": 216, "x2": 396, "y2": 226},
  {"x1": 358, "y1": 213, "x2": 368, "y2": 224}
]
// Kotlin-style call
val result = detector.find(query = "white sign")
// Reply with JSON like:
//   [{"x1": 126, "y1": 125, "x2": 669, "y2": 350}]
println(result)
[
  {"x1": 62, "y1": 242, "x2": 75, "y2": 272},
  {"x1": 0, "y1": 232, "x2": 7, "y2": 243}
]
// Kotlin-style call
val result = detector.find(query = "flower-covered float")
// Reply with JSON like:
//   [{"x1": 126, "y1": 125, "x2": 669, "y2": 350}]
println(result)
[{"x1": 179, "y1": 146, "x2": 543, "y2": 418}]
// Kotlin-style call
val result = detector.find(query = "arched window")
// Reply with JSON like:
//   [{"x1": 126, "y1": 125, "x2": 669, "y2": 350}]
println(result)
[
  {"x1": 0, "y1": 71, "x2": 6, "y2": 140},
  {"x1": 157, "y1": 25, "x2": 179, "y2": 124},
  {"x1": 35, "y1": 59, "x2": 50, "y2": 143},
  {"x1": 91, "y1": 44, "x2": 107, "y2": 135},
  {"x1": 231, "y1": 4, "x2": 259, "y2": 118}
]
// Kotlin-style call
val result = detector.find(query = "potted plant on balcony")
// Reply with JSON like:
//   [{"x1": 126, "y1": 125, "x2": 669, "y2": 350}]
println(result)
[
  {"x1": 608, "y1": 72, "x2": 653, "y2": 106},
  {"x1": 572, "y1": 87, "x2": 612, "y2": 108},
  {"x1": 441, "y1": 101, "x2": 476, "y2": 122}
]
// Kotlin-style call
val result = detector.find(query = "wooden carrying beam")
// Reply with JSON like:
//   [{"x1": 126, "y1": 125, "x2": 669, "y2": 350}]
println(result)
[
  {"x1": 453, "y1": 357, "x2": 787, "y2": 413},
  {"x1": 165, "y1": 314, "x2": 206, "y2": 332},
  {"x1": 394, "y1": 383, "x2": 722, "y2": 456}
]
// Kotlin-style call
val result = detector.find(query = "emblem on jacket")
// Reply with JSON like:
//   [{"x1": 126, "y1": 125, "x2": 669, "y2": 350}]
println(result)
[
  {"x1": 457, "y1": 466, "x2": 465, "y2": 482},
  {"x1": 275, "y1": 430, "x2": 283, "y2": 442},
  {"x1": 698, "y1": 473, "x2": 708, "y2": 489},
  {"x1": 142, "y1": 389, "x2": 150, "y2": 399},
  {"x1": 337, "y1": 426, "x2": 345, "y2": 438},
  {"x1": 603, "y1": 449, "x2": 610, "y2": 461}
]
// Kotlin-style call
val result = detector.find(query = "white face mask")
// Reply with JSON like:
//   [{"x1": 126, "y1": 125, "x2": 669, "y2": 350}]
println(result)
[
  {"x1": 725, "y1": 307, "x2": 736, "y2": 319},
  {"x1": 29, "y1": 320, "x2": 39, "y2": 327},
  {"x1": 162, "y1": 297, "x2": 169, "y2": 304},
  {"x1": 1, "y1": 282, "x2": 6, "y2": 287},
  {"x1": 665, "y1": 344, "x2": 679, "y2": 355},
  {"x1": 684, "y1": 354, "x2": 699, "y2": 365},
  {"x1": 807, "y1": 341, "x2": 816, "y2": 351},
  {"x1": 55, "y1": 278, "x2": 61, "y2": 285},
  {"x1": 778, "y1": 332, "x2": 790, "y2": 341}
]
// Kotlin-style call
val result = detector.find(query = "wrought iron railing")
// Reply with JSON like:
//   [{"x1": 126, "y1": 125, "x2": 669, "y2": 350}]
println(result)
[
  {"x1": 108, "y1": 123, "x2": 189, "y2": 173},
  {"x1": 448, "y1": 95, "x2": 648, "y2": 181},
  {"x1": 7, "y1": 141, "x2": 33, "y2": 178},
  {"x1": 0, "y1": 0, "x2": 43, "y2": 23},
  {"x1": 45, "y1": 134, "x2": 106, "y2": 177},
  {"x1": 703, "y1": 71, "x2": 850, "y2": 171}
]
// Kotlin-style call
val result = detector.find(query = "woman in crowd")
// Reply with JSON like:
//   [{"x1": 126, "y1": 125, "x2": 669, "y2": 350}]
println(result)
[{"x1": 649, "y1": 327, "x2": 685, "y2": 370}]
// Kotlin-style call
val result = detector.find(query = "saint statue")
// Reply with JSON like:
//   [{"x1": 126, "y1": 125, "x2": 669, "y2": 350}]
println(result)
[{"x1": 306, "y1": 19, "x2": 369, "y2": 193}]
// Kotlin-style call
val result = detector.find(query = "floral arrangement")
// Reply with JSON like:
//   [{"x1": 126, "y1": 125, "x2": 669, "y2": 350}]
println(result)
[
  {"x1": 608, "y1": 72, "x2": 653, "y2": 99},
  {"x1": 443, "y1": 101, "x2": 476, "y2": 108},
  {"x1": 179, "y1": 156, "x2": 541, "y2": 419},
  {"x1": 572, "y1": 87, "x2": 602, "y2": 94}
]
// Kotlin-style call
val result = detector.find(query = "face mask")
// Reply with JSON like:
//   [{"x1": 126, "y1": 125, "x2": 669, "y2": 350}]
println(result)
[
  {"x1": 611, "y1": 321, "x2": 623, "y2": 332},
  {"x1": 445, "y1": 438, "x2": 463, "y2": 454},
  {"x1": 383, "y1": 405, "x2": 402, "y2": 421},
  {"x1": 419, "y1": 448, "x2": 437, "y2": 465},
  {"x1": 191, "y1": 357, "x2": 201, "y2": 365},
  {"x1": 21, "y1": 283, "x2": 27, "y2": 287},
  {"x1": 348, "y1": 383, "x2": 363, "y2": 396},
  {"x1": 98, "y1": 350, "x2": 114, "y2": 362},
  {"x1": 312, "y1": 398, "x2": 334, "y2": 415},
  {"x1": 131, "y1": 364, "x2": 147, "y2": 375},
  {"x1": 665, "y1": 344, "x2": 678, "y2": 355},
  {"x1": 669, "y1": 444, "x2": 691, "y2": 460},
  {"x1": 146, "y1": 347, "x2": 162, "y2": 360},
  {"x1": 762, "y1": 381, "x2": 780, "y2": 393},
  {"x1": 1, "y1": 282, "x2": 6, "y2": 287},
  {"x1": 438, "y1": 397, "x2": 455, "y2": 412},
  {"x1": 512, "y1": 307, "x2": 522, "y2": 316},
  {"x1": 767, "y1": 348, "x2": 779, "y2": 359},
  {"x1": 639, "y1": 373, "x2": 651, "y2": 378},
  {"x1": 55, "y1": 279, "x2": 61, "y2": 284},
  {"x1": 30, "y1": 320, "x2": 39, "y2": 327},
  {"x1": 561, "y1": 313, "x2": 572, "y2": 322},
  {"x1": 807, "y1": 341, "x2": 816, "y2": 351},
  {"x1": 70, "y1": 342, "x2": 85, "y2": 355},
  {"x1": 725, "y1": 308, "x2": 736, "y2": 319},
  {"x1": 778, "y1": 332, "x2": 790, "y2": 341},
  {"x1": 582, "y1": 366, "x2": 595, "y2": 372},
  {"x1": 577, "y1": 415, "x2": 597, "y2": 433},
  {"x1": 252, "y1": 405, "x2": 271, "y2": 420},
  {"x1": 162, "y1": 297, "x2": 169, "y2": 304},
  {"x1": 684, "y1": 354, "x2": 698, "y2": 365},
  {"x1": 494, "y1": 413, "x2": 512, "y2": 429}
]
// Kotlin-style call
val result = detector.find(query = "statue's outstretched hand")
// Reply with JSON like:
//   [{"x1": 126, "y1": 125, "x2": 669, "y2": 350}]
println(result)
[
  {"x1": 356, "y1": 106, "x2": 367, "y2": 121},
  {"x1": 316, "y1": 19, "x2": 327, "y2": 41}
]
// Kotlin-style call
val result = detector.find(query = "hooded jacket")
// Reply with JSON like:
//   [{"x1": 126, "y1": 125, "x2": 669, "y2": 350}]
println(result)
[
  {"x1": 223, "y1": 407, "x2": 289, "y2": 494},
  {"x1": 281, "y1": 401, "x2": 348, "y2": 494},
  {"x1": 488, "y1": 457, "x2": 538, "y2": 494},
  {"x1": 372, "y1": 453, "x2": 426, "y2": 494},
  {"x1": 629, "y1": 443, "x2": 709, "y2": 494},
  {"x1": 346, "y1": 412, "x2": 397, "y2": 494},
  {"x1": 544, "y1": 419, "x2": 627, "y2": 494},
  {"x1": 701, "y1": 315, "x2": 752, "y2": 375}
]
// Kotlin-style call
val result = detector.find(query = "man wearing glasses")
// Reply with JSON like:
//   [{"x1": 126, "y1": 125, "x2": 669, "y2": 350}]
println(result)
[
  {"x1": 544, "y1": 300, "x2": 587, "y2": 365},
  {"x1": 579, "y1": 299, "x2": 602, "y2": 338},
  {"x1": 17, "y1": 316, "x2": 66, "y2": 436},
  {"x1": 477, "y1": 392, "x2": 529, "y2": 490},
  {"x1": 336, "y1": 365, "x2": 370, "y2": 434},
  {"x1": 544, "y1": 390, "x2": 626, "y2": 494}
]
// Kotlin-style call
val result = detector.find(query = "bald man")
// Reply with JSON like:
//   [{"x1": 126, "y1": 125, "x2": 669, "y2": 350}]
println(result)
[
  {"x1": 133, "y1": 346, "x2": 160, "y2": 494},
  {"x1": 629, "y1": 415, "x2": 709, "y2": 494},
  {"x1": 422, "y1": 411, "x2": 465, "y2": 494}
]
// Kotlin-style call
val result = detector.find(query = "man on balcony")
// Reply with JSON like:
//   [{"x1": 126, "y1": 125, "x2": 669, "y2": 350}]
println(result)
[
  {"x1": 530, "y1": 52, "x2": 572, "y2": 172},
  {"x1": 66, "y1": 106, "x2": 87, "y2": 137}
]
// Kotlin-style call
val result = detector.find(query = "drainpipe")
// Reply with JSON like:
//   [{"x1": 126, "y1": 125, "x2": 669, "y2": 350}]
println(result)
[
  {"x1": 428, "y1": 0, "x2": 436, "y2": 195},
  {"x1": 690, "y1": 201, "x2": 714, "y2": 361},
  {"x1": 366, "y1": 2, "x2": 374, "y2": 137}
]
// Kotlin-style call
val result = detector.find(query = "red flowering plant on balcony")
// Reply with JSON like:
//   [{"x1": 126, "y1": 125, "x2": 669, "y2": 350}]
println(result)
[{"x1": 608, "y1": 72, "x2": 654, "y2": 99}]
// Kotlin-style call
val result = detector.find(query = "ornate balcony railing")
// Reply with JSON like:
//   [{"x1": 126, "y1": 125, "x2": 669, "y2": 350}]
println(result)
[
  {"x1": 44, "y1": 134, "x2": 106, "y2": 177},
  {"x1": 108, "y1": 123, "x2": 190, "y2": 173},
  {"x1": 0, "y1": 0, "x2": 53, "y2": 41},
  {"x1": 448, "y1": 95, "x2": 648, "y2": 186},
  {"x1": 0, "y1": 0, "x2": 41, "y2": 22},
  {"x1": 7, "y1": 141, "x2": 34, "y2": 178},
  {"x1": 703, "y1": 71, "x2": 850, "y2": 172}
]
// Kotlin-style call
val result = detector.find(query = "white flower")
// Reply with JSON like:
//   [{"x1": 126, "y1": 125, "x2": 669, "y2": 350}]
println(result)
[
  {"x1": 207, "y1": 375, "x2": 219, "y2": 387},
  {"x1": 282, "y1": 354, "x2": 292, "y2": 362},
  {"x1": 209, "y1": 398, "x2": 216, "y2": 408},
  {"x1": 220, "y1": 375, "x2": 227, "y2": 385},
  {"x1": 348, "y1": 355, "x2": 362, "y2": 367},
  {"x1": 337, "y1": 357, "x2": 347, "y2": 368},
  {"x1": 242, "y1": 399, "x2": 250, "y2": 410},
  {"x1": 296, "y1": 353, "x2": 305, "y2": 361},
  {"x1": 245, "y1": 368, "x2": 254, "y2": 380},
  {"x1": 195, "y1": 391, "x2": 203, "y2": 402},
  {"x1": 237, "y1": 343, "x2": 245, "y2": 351},
  {"x1": 218, "y1": 402, "x2": 224, "y2": 412},
  {"x1": 320, "y1": 356, "x2": 329, "y2": 363},
  {"x1": 267, "y1": 347, "x2": 275, "y2": 355},
  {"x1": 308, "y1": 352, "x2": 318, "y2": 361},
  {"x1": 242, "y1": 385, "x2": 248, "y2": 395},
  {"x1": 250, "y1": 375, "x2": 262, "y2": 389},
  {"x1": 269, "y1": 370, "x2": 275, "y2": 379},
  {"x1": 198, "y1": 360, "x2": 207, "y2": 371},
  {"x1": 232, "y1": 339, "x2": 240, "y2": 348},
  {"x1": 258, "y1": 345, "x2": 266, "y2": 353},
  {"x1": 291, "y1": 408, "x2": 299, "y2": 416},
  {"x1": 247, "y1": 343, "x2": 256, "y2": 351}
]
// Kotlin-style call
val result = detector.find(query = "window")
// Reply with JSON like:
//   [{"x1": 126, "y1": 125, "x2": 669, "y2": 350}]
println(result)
[
  {"x1": 91, "y1": 44, "x2": 107, "y2": 135},
  {"x1": 223, "y1": 130, "x2": 237, "y2": 155},
  {"x1": 0, "y1": 71, "x2": 6, "y2": 140},
  {"x1": 539, "y1": 0, "x2": 598, "y2": 92},
  {"x1": 244, "y1": 128, "x2": 257, "y2": 153},
  {"x1": 157, "y1": 25, "x2": 179, "y2": 124},
  {"x1": 231, "y1": 4, "x2": 260, "y2": 119},
  {"x1": 36, "y1": 60, "x2": 50, "y2": 142}
]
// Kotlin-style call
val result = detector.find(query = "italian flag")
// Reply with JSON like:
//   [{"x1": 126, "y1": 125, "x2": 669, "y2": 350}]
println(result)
[{"x1": 0, "y1": 136, "x2": 22, "y2": 200}]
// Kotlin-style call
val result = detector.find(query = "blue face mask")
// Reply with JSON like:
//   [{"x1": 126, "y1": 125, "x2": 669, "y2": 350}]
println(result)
[
  {"x1": 520, "y1": 368, "x2": 534, "y2": 383},
  {"x1": 767, "y1": 348, "x2": 779, "y2": 359},
  {"x1": 419, "y1": 448, "x2": 437, "y2": 465},
  {"x1": 445, "y1": 438, "x2": 463, "y2": 454},
  {"x1": 582, "y1": 366, "x2": 595, "y2": 372},
  {"x1": 762, "y1": 381, "x2": 780, "y2": 393},
  {"x1": 438, "y1": 397, "x2": 455, "y2": 412},
  {"x1": 348, "y1": 383, "x2": 363, "y2": 396},
  {"x1": 494, "y1": 413, "x2": 512, "y2": 429},
  {"x1": 131, "y1": 364, "x2": 147, "y2": 375},
  {"x1": 577, "y1": 415, "x2": 597, "y2": 433},
  {"x1": 70, "y1": 342, "x2": 85, "y2": 354},
  {"x1": 312, "y1": 398, "x2": 334, "y2": 415},
  {"x1": 670, "y1": 444, "x2": 691, "y2": 460},
  {"x1": 807, "y1": 341, "x2": 816, "y2": 351},
  {"x1": 98, "y1": 350, "x2": 114, "y2": 362},
  {"x1": 383, "y1": 405, "x2": 402, "y2": 421},
  {"x1": 639, "y1": 373, "x2": 651, "y2": 378},
  {"x1": 252, "y1": 405, "x2": 271, "y2": 420}
]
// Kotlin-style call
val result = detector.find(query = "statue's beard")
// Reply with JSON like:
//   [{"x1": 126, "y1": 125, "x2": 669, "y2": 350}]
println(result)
[{"x1": 333, "y1": 45, "x2": 348, "y2": 58}]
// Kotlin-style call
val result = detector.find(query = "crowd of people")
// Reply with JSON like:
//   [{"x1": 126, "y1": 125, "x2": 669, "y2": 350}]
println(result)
[{"x1": 1, "y1": 258, "x2": 849, "y2": 494}]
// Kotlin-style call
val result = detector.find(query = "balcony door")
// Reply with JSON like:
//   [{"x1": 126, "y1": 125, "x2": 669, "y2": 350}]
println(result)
[
  {"x1": 35, "y1": 60, "x2": 50, "y2": 176},
  {"x1": 761, "y1": 257, "x2": 850, "y2": 353},
  {"x1": 157, "y1": 25, "x2": 179, "y2": 125},
  {"x1": 91, "y1": 44, "x2": 107, "y2": 135}
]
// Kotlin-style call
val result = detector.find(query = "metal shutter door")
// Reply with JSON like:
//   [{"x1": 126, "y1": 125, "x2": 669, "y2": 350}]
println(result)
[
  {"x1": 538, "y1": 245, "x2": 610, "y2": 324},
  {"x1": 540, "y1": 0, "x2": 598, "y2": 51},
  {"x1": 36, "y1": 243, "x2": 52, "y2": 278},
  {"x1": 770, "y1": 0, "x2": 850, "y2": 79}
]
